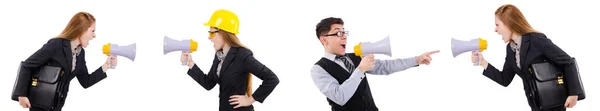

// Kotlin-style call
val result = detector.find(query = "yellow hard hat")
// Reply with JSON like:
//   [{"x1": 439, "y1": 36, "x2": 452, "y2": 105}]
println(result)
[{"x1": 204, "y1": 9, "x2": 239, "y2": 34}]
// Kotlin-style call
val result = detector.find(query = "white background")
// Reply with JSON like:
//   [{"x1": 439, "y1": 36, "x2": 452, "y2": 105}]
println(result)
[{"x1": 1, "y1": 0, "x2": 598, "y2": 111}]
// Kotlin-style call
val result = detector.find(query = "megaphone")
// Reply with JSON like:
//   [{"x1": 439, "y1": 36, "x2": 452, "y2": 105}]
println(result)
[
  {"x1": 163, "y1": 36, "x2": 198, "y2": 65},
  {"x1": 451, "y1": 37, "x2": 487, "y2": 66},
  {"x1": 353, "y1": 36, "x2": 392, "y2": 57},
  {"x1": 102, "y1": 43, "x2": 136, "y2": 69}
]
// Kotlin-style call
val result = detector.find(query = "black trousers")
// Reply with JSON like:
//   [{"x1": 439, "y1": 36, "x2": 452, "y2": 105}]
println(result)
[
  {"x1": 30, "y1": 106, "x2": 61, "y2": 111},
  {"x1": 531, "y1": 106, "x2": 566, "y2": 111}
]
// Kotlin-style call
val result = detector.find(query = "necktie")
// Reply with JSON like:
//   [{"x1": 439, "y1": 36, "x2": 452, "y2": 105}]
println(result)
[
  {"x1": 336, "y1": 55, "x2": 354, "y2": 73},
  {"x1": 511, "y1": 42, "x2": 521, "y2": 69},
  {"x1": 515, "y1": 47, "x2": 521, "y2": 69},
  {"x1": 71, "y1": 46, "x2": 81, "y2": 73},
  {"x1": 216, "y1": 51, "x2": 225, "y2": 77}
]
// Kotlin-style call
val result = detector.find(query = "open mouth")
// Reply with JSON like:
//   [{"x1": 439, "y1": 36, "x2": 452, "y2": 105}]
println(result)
[{"x1": 341, "y1": 43, "x2": 346, "y2": 49}]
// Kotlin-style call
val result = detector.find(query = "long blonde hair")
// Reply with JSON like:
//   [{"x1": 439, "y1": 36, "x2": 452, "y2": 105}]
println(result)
[
  {"x1": 495, "y1": 4, "x2": 538, "y2": 35},
  {"x1": 218, "y1": 30, "x2": 253, "y2": 97},
  {"x1": 56, "y1": 12, "x2": 96, "y2": 40}
]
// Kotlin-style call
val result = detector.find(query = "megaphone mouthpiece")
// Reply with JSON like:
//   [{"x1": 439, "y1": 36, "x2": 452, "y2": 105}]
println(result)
[
  {"x1": 478, "y1": 38, "x2": 488, "y2": 51},
  {"x1": 353, "y1": 43, "x2": 363, "y2": 57},
  {"x1": 102, "y1": 43, "x2": 111, "y2": 55},
  {"x1": 190, "y1": 39, "x2": 198, "y2": 52}
]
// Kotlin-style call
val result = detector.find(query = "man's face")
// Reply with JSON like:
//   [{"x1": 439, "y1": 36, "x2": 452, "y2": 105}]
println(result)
[{"x1": 320, "y1": 24, "x2": 348, "y2": 55}]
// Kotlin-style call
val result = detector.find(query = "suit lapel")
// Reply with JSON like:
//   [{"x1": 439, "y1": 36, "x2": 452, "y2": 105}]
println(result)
[
  {"x1": 219, "y1": 47, "x2": 238, "y2": 77},
  {"x1": 210, "y1": 55, "x2": 220, "y2": 72},
  {"x1": 519, "y1": 35, "x2": 531, "y2": 72},
  {"x1": 505, "y1": 46, "x2": 519, "y2": 73},
  {"x1": 61, "y1": 39, "x2": 73, "y2": 74},
  {"x1": 208, "y1": 55, "x2": 221, "y2": 82}
]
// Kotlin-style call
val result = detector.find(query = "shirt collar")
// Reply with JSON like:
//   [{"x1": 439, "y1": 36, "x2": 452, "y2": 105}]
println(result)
[
  {"x1": 509, "y1": 40, "x2": 520, "y2": 52},
  {"x1": 324, "y1": 52, "x2": 346, "y2": 61},
  {"x1": 69, "y1": 39, "x2": 82, "y2": 56},
  {"x1": 509, "y1": 36, "x2": 523, "y2": 52},
  {"x1": 217, "y1": 48, "x2": 230, "y2": 61},
  {"x1": 72, "y1": 45, "x2": 82, "y2": 56}
]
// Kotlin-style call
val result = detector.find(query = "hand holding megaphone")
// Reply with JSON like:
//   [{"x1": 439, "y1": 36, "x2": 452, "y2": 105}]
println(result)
[
  {"x1": 471, "y1": 51, "x2": 487, "y2": 67},
  {"x1": 102, "y1": 43, "x2": 137, "y2": 69},
  {"x1": 103, "y1": 55, "x2": 117, "y2": 70},
  {"x1": 181, "y1": 52, "x2": 194, "y2": 68},
  {"x1": 357, "y1": 55, "x2": 375, "y2": 73}
]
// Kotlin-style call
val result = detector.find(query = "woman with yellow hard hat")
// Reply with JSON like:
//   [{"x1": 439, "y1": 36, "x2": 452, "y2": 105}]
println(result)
[{"x1": 180, "y1": 9, "x2": 280, "y2": 111}]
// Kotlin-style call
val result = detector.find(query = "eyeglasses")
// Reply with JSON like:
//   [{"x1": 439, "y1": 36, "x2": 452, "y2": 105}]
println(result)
[
  {"x1": 208, "y1": 30, "x2": 219, "y2": 39},
  {"x1": 323, "y1": 30, "x2": 349, "y2": 37}
]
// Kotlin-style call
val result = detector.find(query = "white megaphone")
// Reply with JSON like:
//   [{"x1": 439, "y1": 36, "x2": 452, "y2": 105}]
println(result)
[
  {"x1": 102, "y1": 43, "x2": 136, "y2": 69},
  {"x1": 163, "y1": 36, "x2": 198, "y2": 65},
  {"x1": 451, "y1": 37, "x2": 488, "y2": 66},
  {"x1": 353, "y1": 36, "x2": 392, "y2": 57}
]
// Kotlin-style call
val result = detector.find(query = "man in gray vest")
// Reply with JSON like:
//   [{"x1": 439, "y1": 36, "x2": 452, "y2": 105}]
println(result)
[{"x1": 311, "y1": 17, "x2": 439, "y2": 111}]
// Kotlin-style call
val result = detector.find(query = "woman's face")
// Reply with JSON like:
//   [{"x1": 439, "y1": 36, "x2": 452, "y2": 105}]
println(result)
[
  {"x1": 208, "y1": 27, "x2": 225, "y2": 51},
  {"x1": 495, "y1": 16, "x2": 512, "y2": 43},
  {"x1": 80, "y1": 23, "x2": 96, "y2": 48}
]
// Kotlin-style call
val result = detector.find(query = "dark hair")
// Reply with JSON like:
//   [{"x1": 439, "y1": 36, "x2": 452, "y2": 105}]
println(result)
[{"x1": 315, "y1": 17, "x2": 344, "y2": 40}]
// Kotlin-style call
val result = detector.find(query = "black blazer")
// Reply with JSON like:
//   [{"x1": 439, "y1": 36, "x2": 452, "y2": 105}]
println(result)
[
  {"x1": 483, "y1": 32, "x2": 584, "y2": 108},
  {"x1": 14, "y1": 38, "x2": 108, "y2": 109},
  {"x1": 187, "y1": 47, "x2": 280, "y2": 111}
]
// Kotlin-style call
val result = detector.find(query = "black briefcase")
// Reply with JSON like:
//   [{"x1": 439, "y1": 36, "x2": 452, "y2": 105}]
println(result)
[
  {"x1": 529, "y1": 58, "x2": 585, "y2": 110},
  {"x1": 11, "y1": 61, "x2": 64, "y2": 110}
]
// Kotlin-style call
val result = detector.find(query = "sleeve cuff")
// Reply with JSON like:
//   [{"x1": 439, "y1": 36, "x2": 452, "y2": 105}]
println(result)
[
  {"x1": 99, "y1": 66, "x2": 107, "y2": 74},
  {"x1": 252, "y1": 94, "x2": 264, "y2": 103},
  {"x1": 408, "y1": 56, "x2": 419, "y2": 67},
  {"x1": 94, "y1": 67, "x2": 108, "y2": 78},
  {"x1": 351, "y1": 69, "x2": 366, "y2": 79},
  {"x1": 187, "y1": 64, "x2": 198, "y2": 74}
]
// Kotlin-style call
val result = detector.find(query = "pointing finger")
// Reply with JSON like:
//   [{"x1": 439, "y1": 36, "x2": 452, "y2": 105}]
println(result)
[{"x1": 425, "y1": 50, "x2": 440, "y2": 55}]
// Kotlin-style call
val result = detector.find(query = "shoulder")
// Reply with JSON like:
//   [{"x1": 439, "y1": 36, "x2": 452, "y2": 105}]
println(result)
[
  {"x1": 235, "y1": 47, "x2": 253, "y2": 56},
  {"x1": 522, "y1": 32, "x2": 546, "y2": 37},
  {"x1": 41, "y1": 38, "x2": 67, "y2": 51},
  {"x1": 523, "y1": 32, "x2": 550, "y2": 42},
  {"x1": 314, "y1": 57, "x2": 329, "y2": 65},
  {"x1": 524, "y1": 32, "x2": 554, "y2": 47},
  {"x1": 46, "y1": 38, "x2": 67, "y2": 46},
  {"x1": 313, "y1": 57, "x2": 332, "y2": 72}
]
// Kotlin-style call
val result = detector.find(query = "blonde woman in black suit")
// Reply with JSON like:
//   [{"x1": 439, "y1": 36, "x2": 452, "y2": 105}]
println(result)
[
  {"x1": 472, "y1": 4, "x2": 584, "y2": 111},
  {"x1": 14, "y1": 12, "x2": 117, "y2": 111}
]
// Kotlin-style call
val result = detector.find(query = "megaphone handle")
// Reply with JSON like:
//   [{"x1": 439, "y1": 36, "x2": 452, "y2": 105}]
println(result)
[
  {"x1": 182, "y1": 51, "x2": 188, "y2": 66},
  {"x1": 473, "y1": 51, "x2": 479, "y2": 66},
  {"x1": 109, "y1": 55, "x2": 116, "y2": 69}
]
